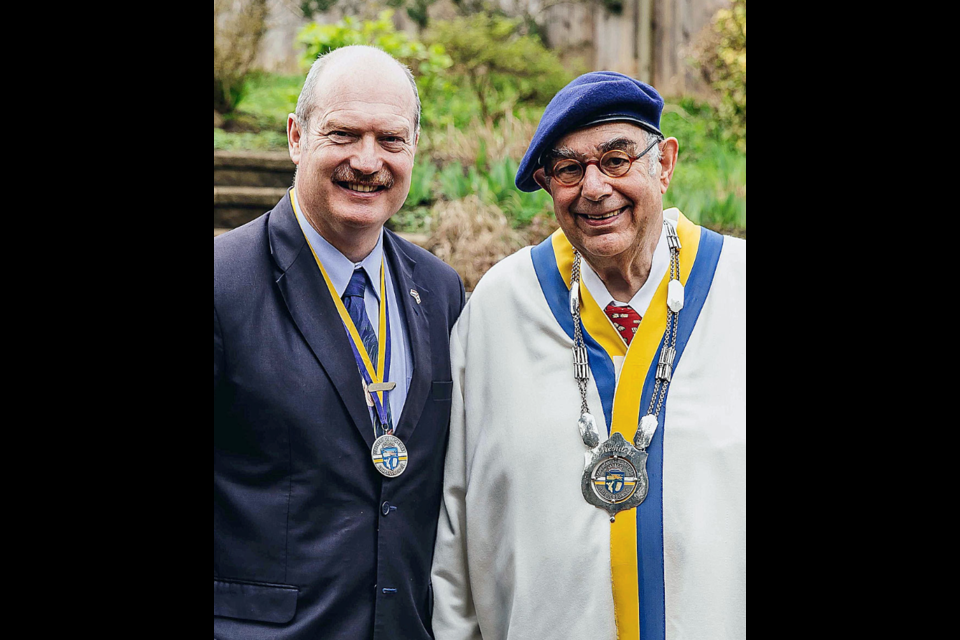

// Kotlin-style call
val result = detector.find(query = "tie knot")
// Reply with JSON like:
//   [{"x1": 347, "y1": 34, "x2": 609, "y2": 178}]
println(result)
[{"x1": 345, "y1": 269, "x2": 369, "y2": 300}]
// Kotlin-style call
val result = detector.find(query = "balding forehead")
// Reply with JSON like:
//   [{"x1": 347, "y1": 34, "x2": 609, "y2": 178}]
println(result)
[
  {"x1": 319, "y1": 48, "x2": 409, "y2": 89},
  {"x1": 317, "y1": 50, "x2": 417, "y2": 111},
  {"x1": 296, "y1": 45, "x2": 422, "y2": 132}
]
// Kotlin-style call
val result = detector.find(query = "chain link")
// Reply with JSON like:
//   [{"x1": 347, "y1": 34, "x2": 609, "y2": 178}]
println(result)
[
  {"x1": 572, "y1": 252, "x2": 591, "y2": 417},
  {"x1": 570, "y1": 220, "x2": 683, "y2": 451}
]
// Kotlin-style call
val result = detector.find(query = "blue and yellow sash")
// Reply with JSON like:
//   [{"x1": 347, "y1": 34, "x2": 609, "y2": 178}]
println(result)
[{"x1": 531, "y1": 212, "x2": 725, "y2": 640}]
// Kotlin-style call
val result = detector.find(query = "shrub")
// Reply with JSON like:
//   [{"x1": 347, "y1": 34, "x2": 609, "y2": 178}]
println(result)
[
  {"x1": 296, "y1": 10, "x2": 452, "y2": 96},
  {"x1": 424, "y1": 14, "x2": 573, "y2": 124},
  {"x1": 694, "y1": 0, "x2": 746, "y2": 151},
  {"x1": 425, "y1": 196, "x2": 525, "y2": 291},
  {"x1": 214, "y1": 0, "x2": 269, "y2": 115}
]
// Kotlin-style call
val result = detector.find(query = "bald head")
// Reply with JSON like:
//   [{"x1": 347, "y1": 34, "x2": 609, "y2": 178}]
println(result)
[{"x1": 295, "y1": 46, "x2": 422, "y2": 137}]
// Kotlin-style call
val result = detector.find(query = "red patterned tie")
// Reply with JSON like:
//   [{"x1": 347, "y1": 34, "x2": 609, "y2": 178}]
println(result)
[{"x1": 605, "y1": 303, "x2": 642, "y2": 346}]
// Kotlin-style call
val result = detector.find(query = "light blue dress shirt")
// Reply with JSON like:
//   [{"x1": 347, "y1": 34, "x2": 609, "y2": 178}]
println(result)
[{"x1": 293, "y1": 200, "x2": 413, "y2": 437}]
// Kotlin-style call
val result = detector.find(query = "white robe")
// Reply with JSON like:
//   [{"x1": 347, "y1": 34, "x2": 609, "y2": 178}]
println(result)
[{"x1": 432, "y1": 214, "x2": 746, "y2": 640}]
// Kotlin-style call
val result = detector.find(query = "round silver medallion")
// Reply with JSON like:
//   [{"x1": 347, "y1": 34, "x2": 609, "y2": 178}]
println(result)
[
  {"x1": 581, "y1": 432, "x2": 650, "y2": 519},
  {"x1": 372, "y1": 434, "x2": 409, "y2": 478},
  {"x1": 591, "y1": 457, "x2": 641, "y2": 504}
]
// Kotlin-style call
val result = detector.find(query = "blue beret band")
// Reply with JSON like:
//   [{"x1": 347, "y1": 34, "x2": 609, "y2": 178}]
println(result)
[{"x1": 515, "y1": 72, "x2": 666, "y2": 193}]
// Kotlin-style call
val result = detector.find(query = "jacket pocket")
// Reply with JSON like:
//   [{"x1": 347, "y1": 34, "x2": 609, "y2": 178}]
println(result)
[
  {"x1": 431, "y1": 381, "x2": 453, "y2": 402},
  {"x1": 214, "y1": 579, "x2": 299, "y2": 624}
]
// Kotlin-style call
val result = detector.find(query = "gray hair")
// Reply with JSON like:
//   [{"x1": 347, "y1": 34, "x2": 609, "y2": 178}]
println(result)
[
  {"x1": 644, "y1": 130, "x2": 663, "y2": 177},
  {"x1": 294, "y1": 45, "x2": 422, "y2": 136}
]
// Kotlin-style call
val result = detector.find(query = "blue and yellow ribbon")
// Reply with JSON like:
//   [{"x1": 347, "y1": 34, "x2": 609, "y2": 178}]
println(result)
[{"x1": 292, "y1": 190, "x2": 393, "y2": 429}]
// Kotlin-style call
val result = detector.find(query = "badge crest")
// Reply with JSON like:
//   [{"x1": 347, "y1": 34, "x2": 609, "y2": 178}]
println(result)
[
  {"x1": 582, "y1": 432, "x2": 649, "y2": 520},
  {"x1": 372, "y1": 434, "x2": 409, "y2": 478}
]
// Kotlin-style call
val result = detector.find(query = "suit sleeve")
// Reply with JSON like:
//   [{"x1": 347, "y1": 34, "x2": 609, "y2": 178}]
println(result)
[
  {"x1": 448, "y1": 271, "x2": 467, "y2": 329},
  {"x1": 214, "y1": 304, "x2": 224, "y2": 394},
  {"x1": 431, "y1": 313, "x2": 482, "y2": 640}
]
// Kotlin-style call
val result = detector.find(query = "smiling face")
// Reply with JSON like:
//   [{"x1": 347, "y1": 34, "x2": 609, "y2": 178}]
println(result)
[
  {"x1": 288, "y1": 50, "x2": 419, "y2": 261},
  {"x1": 535, "y1": 123, "x2": 679, "y2": 275}
]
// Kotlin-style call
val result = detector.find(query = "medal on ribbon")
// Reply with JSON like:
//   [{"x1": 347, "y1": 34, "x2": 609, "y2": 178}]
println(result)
[
  {"x1": 371, "y1": 434, "x2": 409, "y2": 478},
  {"x1": 296, "y1": 190, "x2": 409, "y2": 478}
]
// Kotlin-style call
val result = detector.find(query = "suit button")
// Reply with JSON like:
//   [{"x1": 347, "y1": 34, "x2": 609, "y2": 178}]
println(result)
[{"x1": 382, "y1": 501, "x2": 392, "y2": 516}]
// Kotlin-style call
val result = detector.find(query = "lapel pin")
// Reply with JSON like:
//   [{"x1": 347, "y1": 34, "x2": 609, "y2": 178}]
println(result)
[{"x1": 410, "y1": 289, "x2": 421, "y2": 305}]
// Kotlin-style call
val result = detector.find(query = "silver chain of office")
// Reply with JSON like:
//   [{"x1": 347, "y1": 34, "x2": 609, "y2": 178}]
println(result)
[{"x1": 571, "y1": 220, "x2": 684, "y2": 451}]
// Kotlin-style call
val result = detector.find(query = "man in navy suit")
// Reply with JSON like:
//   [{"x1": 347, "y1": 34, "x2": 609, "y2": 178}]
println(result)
[{"x1": 214, "y1": 46, "x2": 466, "y2": 639}]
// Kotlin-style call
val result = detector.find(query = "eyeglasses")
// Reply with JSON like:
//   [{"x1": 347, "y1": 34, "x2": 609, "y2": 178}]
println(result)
[{"x1": 544, "y1": 138, "x2": 662, "y2": 186}]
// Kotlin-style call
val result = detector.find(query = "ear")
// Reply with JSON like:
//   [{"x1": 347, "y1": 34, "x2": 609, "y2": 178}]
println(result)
[
  {"x1": 533, "y1": 168, "x2": 553, "y2": 196},
  {"x1": 659, "y1": 138, "x2": 680, "y2": 195},
  {"x1": 287, "y1": 114, "x2": 303, "y2": 165}
]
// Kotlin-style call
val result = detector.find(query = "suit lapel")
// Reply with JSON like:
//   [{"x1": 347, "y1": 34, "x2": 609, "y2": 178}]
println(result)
[
  {"x1": 269, "y1": 192, "x2": 376, "y2": 450},
  {"x1": 384, "y1": 232, "x2": 432, "y2": 442}
]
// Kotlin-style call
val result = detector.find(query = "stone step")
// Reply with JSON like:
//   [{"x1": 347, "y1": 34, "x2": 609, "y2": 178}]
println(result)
[
  {"x1": 215, "y1": 150, "x2": 295, "y2": 188},
  {"x1": 215, "y1": 186, "x2": 288, "y2": 228}
]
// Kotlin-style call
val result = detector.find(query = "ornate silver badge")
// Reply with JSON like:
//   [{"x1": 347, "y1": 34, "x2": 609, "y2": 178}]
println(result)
[
  {"x1": 372, "y1": 434, "x2": 409, "y2": 478},
  {"x1": 568, "y1": 224, "x2": 682, "y2": 522},
  {"x1": 581, "y1": 432, "x2": 649, "y2": 521}
]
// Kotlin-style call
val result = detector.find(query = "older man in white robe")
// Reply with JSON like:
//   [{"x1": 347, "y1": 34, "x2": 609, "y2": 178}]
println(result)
[{"x1": 431, "y1": 72, "x2": 746, "y2": 640}]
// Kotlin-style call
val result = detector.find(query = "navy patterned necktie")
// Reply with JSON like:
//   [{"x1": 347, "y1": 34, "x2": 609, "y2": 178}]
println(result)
[{"x1": 343, "y1": 268, "x2": 393, "y2": 432}]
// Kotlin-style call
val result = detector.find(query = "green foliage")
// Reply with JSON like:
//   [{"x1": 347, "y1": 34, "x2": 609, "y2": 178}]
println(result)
[
  {"x1": 662, "y1": 99, "x2": 745, "y2": 229},
  {"x1": 296, "y1": 10, "x2": 452, "y2": 96},
  {"x1": 403, "y1": 158, "x2": 552, "y2": 229},
  {"x1": 299, "y1": 0, "x2": 339, "y2": 19},
  {"x1": 214, "y1": 79, "x2": 249, "y2": 117},
  {"x1": 424, "y1": 14, "x2": 573, "y2": 123},
  {"x1": 406, "y1": 161, "x2": 439, "y2": 208},
  {"x1": 387, "y1": 0, "x2": 438, "y2": 29},
  {"x1": 695, "y1": 0, "x2": 746, "y2": 151},
  {"x1": 214, "y1": 128, "x2": 288, "y2": 151},
  {"x1": 666, "y1": 149, "x2": 746, "y2": 229},
  {"x1": 214, "y1": 73, "x2": 303, "y2": 151},
  {"x1": 235, "y1": 73, "x2": 304, "y2": 130}
]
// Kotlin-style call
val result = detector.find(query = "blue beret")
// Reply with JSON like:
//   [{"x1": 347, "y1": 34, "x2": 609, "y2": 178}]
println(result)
[{"x1": 515, "y1": 72, "x2": 665, "y2": 193}]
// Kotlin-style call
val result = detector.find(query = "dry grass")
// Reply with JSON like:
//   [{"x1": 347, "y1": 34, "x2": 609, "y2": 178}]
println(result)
[
  {"x1": 421, "y1": 113, "x2": 541, "y2": 165},
  {"x1": 522, "y1": 213, "x2": 561, "y2": 247},
  {"x1": 426, "y1": 196, "x2": 526, "y2": 291}
]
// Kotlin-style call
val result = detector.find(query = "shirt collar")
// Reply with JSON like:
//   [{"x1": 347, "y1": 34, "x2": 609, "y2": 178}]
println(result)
[
  {"x1": 581, "y1": 223, "x2": 670, "y2": 317},
  {"x1": 293, "y1": 193, "x2": 385, "y2": 302}
]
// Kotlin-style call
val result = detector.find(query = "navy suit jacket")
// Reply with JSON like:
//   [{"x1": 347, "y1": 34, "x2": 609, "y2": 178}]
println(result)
[{"x1": 214, "y1": 192, "x2": 466, "y2": 639}]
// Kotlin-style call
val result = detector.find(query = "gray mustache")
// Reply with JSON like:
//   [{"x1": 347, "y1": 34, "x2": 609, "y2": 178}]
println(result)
[{"x1": 332, "y1": 164, "x2": 395, "y2": 189}]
